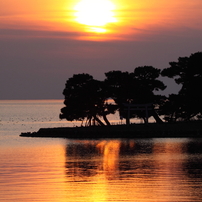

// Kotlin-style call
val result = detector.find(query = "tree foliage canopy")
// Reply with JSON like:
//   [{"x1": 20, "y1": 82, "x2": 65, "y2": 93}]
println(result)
[
  {"x1": 161, "y1": 52, "x2": 202, "y2": 121},
  {"x1": 60, "y1": 73, "x2": 117, "y2": 126},
  {"x1": 60, "y1": 51, "x2": 202, "y2": 125}
]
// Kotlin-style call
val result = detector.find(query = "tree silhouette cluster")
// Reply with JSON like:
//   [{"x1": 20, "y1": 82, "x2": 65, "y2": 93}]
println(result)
[
  {"x1": 160, "y1": 52, "x2": 202, "y2": 122},
  {"x1": 60, "y1": 52, "x2": 202, "y2": 126}
]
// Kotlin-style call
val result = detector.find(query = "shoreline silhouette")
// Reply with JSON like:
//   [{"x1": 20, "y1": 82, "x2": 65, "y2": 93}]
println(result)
[{"x1": 20, "y1": 121, "x2": 202, "y2": 139}]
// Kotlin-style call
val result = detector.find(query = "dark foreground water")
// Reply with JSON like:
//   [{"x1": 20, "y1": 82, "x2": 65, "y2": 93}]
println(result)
[{"x1": 1, "y1": 100, "x2": 202, "y2": 202}]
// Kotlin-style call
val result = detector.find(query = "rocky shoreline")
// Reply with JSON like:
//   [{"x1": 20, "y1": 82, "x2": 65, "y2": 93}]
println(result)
[{"x1": 20, "y1": 121, "x2": 202, "y2": 139}]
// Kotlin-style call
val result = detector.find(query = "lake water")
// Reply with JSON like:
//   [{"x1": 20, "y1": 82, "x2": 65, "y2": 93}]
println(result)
[{"x1": 1, "y1": 100, "x2": 202, "y2": 202}]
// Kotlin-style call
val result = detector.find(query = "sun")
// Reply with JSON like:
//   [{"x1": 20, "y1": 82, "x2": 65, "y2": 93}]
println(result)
[{"x1": 74, "y1": 0, "x2": 117, "y2": 33}]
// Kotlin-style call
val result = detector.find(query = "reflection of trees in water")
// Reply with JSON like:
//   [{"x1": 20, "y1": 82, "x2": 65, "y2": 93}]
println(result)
[
  {"x1": 65, "y1": 139, "x2": 202, "y2": 181},
  {"x1": 178, "y1": 140, "x2": 202, "y2": 201},
  {"x1": 183, "y1": 140, "x2": 202, "y2": 179},
  {"x1": 65, "y1": 140, "x2": 155, "y2": 181},
  {"x1": 66, "y1": 141, "x2": 99, "y2": 158},
  {"x1": 65, "y1": 142, "x2": 101, "y2": 180},
  {"x1": 118, "y1": 140, "x2": 155, "y2": 178},
  {"x1": 64, "y1": 139, "x2": 202, "y2": 201},
  {"x1": 120, "y1": 139, "x2": 153, "y2": 155},
  {"x1": 186, "y1": 140, "x2": 202, "y2": 154},
  {"x1": 184, "y1": 159, "x2": 202, "y2": 178}
]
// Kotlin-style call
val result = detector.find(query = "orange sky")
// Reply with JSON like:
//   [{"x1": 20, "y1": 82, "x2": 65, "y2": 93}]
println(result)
[
  {"x1": 0, "y1": 0, "x2": 202, "y2": 99},
  {"x1": 1, "y1": 0, "x2": 202, "y2": 40}
]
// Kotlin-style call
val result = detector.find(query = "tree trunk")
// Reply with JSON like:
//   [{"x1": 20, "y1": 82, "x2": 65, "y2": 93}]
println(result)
[
  {"x1": 85, "y1": 117, "x2": 92, "y2": 126},
  {"x1": 126, "y1": 117, "x2": 130, "y2": 125},
  {"x1": 103, "y1": 113, "x2": 111, "y2": 126},
  {"x1": 151, "y1": 109, "x2": 163, "y2": 123},
  {"x1": 94, "y1": 116, "x2": 106, "y2": 126},
  {"x1": 142, "y1": 117, "x2": 147, "y2": 124}
]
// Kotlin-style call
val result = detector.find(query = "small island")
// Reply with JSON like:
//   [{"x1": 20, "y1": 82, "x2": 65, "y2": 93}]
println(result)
[
  {"x1": 20, "y1": 52, "x2": 202, "y2": 139},
  {"x1": 20, "y1": 121, "x2": 202, "y2": 139}
]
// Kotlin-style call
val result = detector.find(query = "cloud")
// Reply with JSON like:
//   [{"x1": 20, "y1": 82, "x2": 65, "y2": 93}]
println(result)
[{"x1": 1, "y1": 0, "x2": 202, "y2": 99}]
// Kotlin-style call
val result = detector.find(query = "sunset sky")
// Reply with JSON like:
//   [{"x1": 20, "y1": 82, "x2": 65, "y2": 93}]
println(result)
[{"x1": 1, "y1": 0, "x2": 202, "y2": 99}]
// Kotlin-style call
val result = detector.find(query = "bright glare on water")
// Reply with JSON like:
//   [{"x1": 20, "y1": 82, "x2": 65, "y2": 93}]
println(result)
[{"x1": 0, "y1": 100, "x2": 202, "y2": 202}]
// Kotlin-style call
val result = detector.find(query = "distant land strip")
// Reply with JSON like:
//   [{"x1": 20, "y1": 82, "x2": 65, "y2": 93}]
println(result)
[{"x1": 20, "y1": 121, "x2": 202, "y2": 139}]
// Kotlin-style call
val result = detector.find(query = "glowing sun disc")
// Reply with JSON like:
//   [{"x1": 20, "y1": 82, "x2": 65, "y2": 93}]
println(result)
[{"x1": 74, "y1": 0, "x2": 117, "y2": 27}]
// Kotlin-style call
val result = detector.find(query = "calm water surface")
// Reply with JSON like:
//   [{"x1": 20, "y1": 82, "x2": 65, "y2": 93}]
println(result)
[{"x1": 1, "y1": 100, "x2": 202, "y2": 202}]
